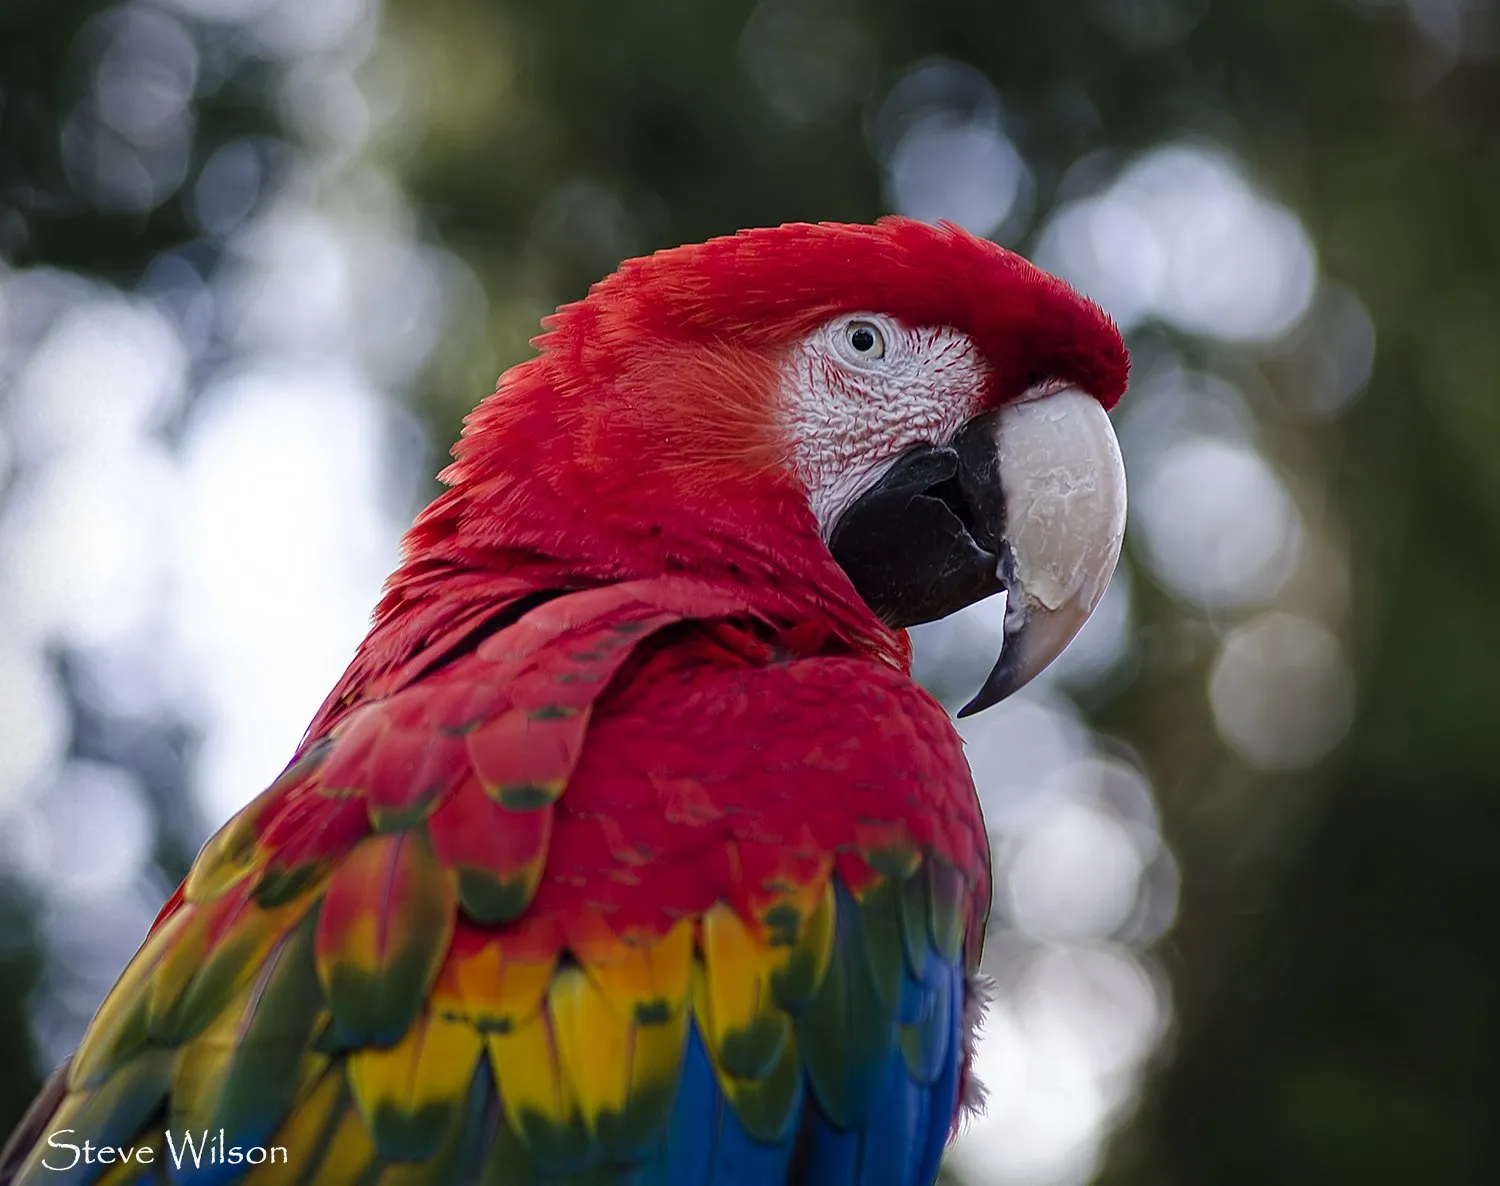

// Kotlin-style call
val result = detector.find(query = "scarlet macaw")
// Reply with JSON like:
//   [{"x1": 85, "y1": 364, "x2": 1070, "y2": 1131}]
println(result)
[{"x1": 1, "y1": 218, "x2": 1128, "y2": 1186}]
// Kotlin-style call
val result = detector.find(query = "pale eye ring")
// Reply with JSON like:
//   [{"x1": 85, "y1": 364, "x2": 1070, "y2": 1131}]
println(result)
[{"x1": 844, "y1": 320, "x2": 885, "y2": 360}]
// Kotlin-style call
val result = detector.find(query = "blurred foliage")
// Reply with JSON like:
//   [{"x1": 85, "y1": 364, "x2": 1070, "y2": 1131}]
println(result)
[
  {"x1": 4, "y1": 0, "x2": 1500, "y2": 1183},
  {"x1": 0, "y1": 0, "x2": 281, "y2": 277}
]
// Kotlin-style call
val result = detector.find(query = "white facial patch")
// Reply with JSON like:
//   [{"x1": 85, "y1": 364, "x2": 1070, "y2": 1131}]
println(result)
[{"x1": 780, "y1": 313, "x2": 991, "y2": 536}]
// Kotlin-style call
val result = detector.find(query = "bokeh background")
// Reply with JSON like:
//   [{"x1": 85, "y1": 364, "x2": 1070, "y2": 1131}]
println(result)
[{"x1": 2, "y1": 0, "x2": 1498, "y2": 1182}]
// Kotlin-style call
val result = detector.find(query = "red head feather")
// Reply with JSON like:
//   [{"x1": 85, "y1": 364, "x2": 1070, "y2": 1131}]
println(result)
[
  {"x1": 380, "y1": 218, "x2": 1126, "y2": 671},
  {"x1": 561, "y1": 217, "x2": 1128, "y2": 411}
]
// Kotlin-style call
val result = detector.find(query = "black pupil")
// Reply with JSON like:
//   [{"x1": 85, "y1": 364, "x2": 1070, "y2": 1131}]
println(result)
[{"x1": 850, "y1": 326, "x2": 875, "y2": 352}]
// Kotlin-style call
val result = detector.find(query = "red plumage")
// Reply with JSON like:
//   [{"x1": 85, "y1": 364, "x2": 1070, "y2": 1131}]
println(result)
[
  {"x1": 1, "y1": 216, "x2": 1129, "y2": 1186},
  {"x1": 570, "y1": 217, "x2": 1128, "y2": 409}
]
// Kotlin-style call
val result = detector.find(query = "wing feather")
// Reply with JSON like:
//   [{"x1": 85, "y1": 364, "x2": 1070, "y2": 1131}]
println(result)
[{"x1": 2, "y1": 578, "x2": 987, "y2": 1186}]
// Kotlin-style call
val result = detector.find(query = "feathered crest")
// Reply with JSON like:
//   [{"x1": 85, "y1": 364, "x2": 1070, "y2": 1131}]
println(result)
[{"x1": 539, "y1": 217, "x2": 1129, "y2": 410}]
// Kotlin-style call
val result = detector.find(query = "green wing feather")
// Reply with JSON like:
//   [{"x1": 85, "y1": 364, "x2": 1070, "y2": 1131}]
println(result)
[{"x1": 0, "y1": 581, "x2": 989, "y2": 1186}]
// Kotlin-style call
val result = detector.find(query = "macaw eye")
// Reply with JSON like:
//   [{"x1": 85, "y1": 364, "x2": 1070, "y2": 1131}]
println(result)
[{"x1": 844, "y1": 320, "x2": 885, "y2": 359}]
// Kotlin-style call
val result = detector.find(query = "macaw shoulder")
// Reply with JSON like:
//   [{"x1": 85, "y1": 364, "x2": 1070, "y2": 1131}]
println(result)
[
  {"x1": 151, "y1": 578, "x2": 989, "y2": 949},
  {"x1": 0, "y1": 579, "x2": 990, "y2": 1186},
  {"x1": 578, "y1": 636, "x2": 990, "y2": 888}
]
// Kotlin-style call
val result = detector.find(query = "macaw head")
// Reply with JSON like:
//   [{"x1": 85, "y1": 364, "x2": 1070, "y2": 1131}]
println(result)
[{"x1": 428, "y1": 217, "x2": 1128, "y2": 713}]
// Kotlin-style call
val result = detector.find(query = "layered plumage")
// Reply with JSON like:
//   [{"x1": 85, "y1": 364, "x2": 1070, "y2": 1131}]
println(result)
[{"x1": 0, "y1": 218, "x2": 1127, "y2": 1186}]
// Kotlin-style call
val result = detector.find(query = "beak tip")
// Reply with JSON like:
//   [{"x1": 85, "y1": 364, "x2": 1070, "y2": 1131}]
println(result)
[{"x1": 955, "y1": 645, "x2": 1025, "y2": 718}]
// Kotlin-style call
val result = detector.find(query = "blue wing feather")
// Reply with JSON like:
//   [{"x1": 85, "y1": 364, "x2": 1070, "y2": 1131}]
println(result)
[
  {"x1": 644, "y1": 1029, "x2": 806, "y2": 1186},
  {"x1": 858, "y1": 1049, "x2": 929, "y2": 1186},
  {"x1": 642, "y1": 1031, "x2": 716, "y2": 1186},
  {"x1": 913, "y1": 969, "x2": 967, "y2": 1186},
  {"x1": 796, "y1": 1115, "x2": 862, "y2": 1186},
  {"x1": 793, "y1": 941, "x2": 966, "y2": 1186}
]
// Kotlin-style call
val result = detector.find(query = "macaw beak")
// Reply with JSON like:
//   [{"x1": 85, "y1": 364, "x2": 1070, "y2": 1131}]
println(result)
[{"x1": 829, "y1": 387, "x2": 1127, "y2": 715}]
